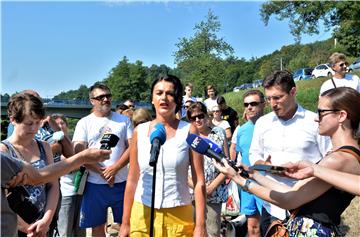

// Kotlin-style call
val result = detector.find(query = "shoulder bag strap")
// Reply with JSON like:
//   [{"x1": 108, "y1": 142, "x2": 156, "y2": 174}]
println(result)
[
  {"x1": 331, "y1": 77, "x2": 337, "y2": 88},
  {"x1": 337, "y1": 146, "x2": 360, "y2": 162}
]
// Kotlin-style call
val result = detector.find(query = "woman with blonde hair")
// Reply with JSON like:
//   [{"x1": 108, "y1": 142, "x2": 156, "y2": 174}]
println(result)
[{"x1": 132, "y1": 108, "x2": 153, "y2": 127}]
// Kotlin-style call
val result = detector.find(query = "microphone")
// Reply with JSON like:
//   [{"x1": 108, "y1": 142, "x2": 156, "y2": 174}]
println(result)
[
  {"x1": 203, "y1": 138, "x2": 222, "y2": 154},
  {"x1": 186, "y1": 134, "x2": 249, "y2": 178},
  {"x1": 149, "y1": 123, "x2": 166, "y2": 167}
]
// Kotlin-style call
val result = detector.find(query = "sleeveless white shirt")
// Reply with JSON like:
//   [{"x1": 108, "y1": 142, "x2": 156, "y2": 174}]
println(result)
[{"x1": 134, "y1": 121, "x2": 192, "y2": 208}]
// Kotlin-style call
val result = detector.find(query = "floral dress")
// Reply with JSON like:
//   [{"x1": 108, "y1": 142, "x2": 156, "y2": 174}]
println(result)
[
  {"x1": 203, "y1": 126, "x2": 228, "y2": 204},
  {"x1": 287, "y1": 216, "x2": 337, "y2": 237}
]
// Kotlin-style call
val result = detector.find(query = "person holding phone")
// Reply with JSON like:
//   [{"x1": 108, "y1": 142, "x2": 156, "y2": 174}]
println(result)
[
  {"x1": 248, "y1": 70, "x2": 331, "y2": 235},
  {"x1": 214, "y1": 87, "x2": 360, "y2": 236}
]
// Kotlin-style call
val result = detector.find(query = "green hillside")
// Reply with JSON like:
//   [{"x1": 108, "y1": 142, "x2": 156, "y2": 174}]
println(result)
[{"x1": 224, "y1": 75, "x2": 353, "y2": 124}]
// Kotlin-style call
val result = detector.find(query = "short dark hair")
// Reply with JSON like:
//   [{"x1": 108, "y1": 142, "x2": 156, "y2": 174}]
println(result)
[
  {"x1": 186, "y1": 102, "x2": 207, "y2": 120},
  {"x1": 8, "y1": 93, "x2": 45, "y2": 123},
  {"x1": 217, "y1": 96, "x2": 226, "y2": 105},
  {"x1": 243, "y1": 90, "x2": 265, "y2": 103},
  {"x1": 150, "y1": 74, "x2": 183, "y2": 114},
  {"x1": 263, "y1": 70, "x2": 295, "y2": 93},
  {"x1": 89, "y1": 82, "x2": 110, "y2": 98}
]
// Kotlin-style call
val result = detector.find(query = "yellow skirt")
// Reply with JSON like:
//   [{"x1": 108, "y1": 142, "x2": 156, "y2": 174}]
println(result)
[{"x1": 130, "y1": 201, "x2": 194, "y2": 237}]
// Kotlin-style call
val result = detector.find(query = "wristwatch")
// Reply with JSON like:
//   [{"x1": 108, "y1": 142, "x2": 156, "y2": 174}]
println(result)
[{"x1": 242, "y1": 179, "x2": 252, "y2": 192}]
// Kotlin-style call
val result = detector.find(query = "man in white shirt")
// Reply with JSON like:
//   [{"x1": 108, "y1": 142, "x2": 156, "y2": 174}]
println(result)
[
  {"x1": 320, "y1": 52, "x2": 360, "y2": 94},
  {"x1": 249, "y1": 70, "x2": 331, "y2": 236},
  {"x1": 73, "y1": 83, "x2": 133, "y2": 236},
  {"x1": 203, "y1": 84, "x2": 218, "y2": 112}
]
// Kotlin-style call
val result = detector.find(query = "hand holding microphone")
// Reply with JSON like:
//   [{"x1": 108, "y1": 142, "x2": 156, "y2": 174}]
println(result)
[{"x1": 186, "y1": 134, "x2": 249, "y2": 178}]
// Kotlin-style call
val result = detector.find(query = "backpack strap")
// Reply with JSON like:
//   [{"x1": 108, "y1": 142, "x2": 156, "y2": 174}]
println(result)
[{"x1": 337, "y1": 146, "x2": 360, "y2": 163}]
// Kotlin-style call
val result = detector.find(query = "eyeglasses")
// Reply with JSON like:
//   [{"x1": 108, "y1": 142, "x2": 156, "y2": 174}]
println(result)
[
  {"x1": 189, "y1": 113, "x2": 205, "y2": 121},
  {"x1": 244, "y1": 101, "x2": 261, "y2": 107},
  {"x1": 317, "y1": 109, "x2": 340, "y2": 119},
  {"x1": 212, "y1": 110, "x2": 220, "y2": 113},
  {"x1": 266, "y1": 94, "x2": 286, "y2": 102},
  {"x1": 91, "y1": 93, "x2": 112, "y2": 101},
  {"x1": 128, "y1": 105, "x2": 135, "y2": 108}
]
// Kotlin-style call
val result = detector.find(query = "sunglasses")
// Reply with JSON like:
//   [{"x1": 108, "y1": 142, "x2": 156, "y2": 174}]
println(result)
[
  {"x1": 91, "y1": 93, "x2": 112, "y2": 101},
  {"x1": 244, "y1": 101, "x2": 261, "y2": 107},
  {"x1": 317, "y1": 109, "x2": 340, "y2": 119},
  {"x1": 337, "y1": 62, "x2": 348, "y2": 67},
  {"x1": 212, "y1": 110, "x2": 220, "y2": 113},
  {"x1": 189, "y1": 113, "x2": 205, "y2": 121}
]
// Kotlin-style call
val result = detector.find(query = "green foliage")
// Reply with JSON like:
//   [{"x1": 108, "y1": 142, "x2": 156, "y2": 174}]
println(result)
[
  {"x1": 104, "y1": 57, "x2": 149, "y2": 102},
  {"x1": 174, "y1": 9, "x2": 234, "y2": 97},
  {"x1": 260, "y1": 1, "x2": 360, "y2": 56},
  {"x1": 54, "y1": 84, "x2": 89, "y2": 100}
]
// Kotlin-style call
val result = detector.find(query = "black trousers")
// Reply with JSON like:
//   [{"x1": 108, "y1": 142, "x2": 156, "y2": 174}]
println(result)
[{"x1": 260, "y1": 206, "x2": 280, "y2": 236}]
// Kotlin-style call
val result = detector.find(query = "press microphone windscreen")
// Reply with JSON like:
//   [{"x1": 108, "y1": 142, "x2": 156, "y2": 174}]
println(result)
[{"x1": 150, "y1": 123, "x2": 166, "y2": 145}]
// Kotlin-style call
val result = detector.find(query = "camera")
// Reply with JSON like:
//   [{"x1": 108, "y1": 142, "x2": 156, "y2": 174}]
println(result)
[
  {"x1": 7, "y1": 186, "x2": 41, "y2": 224},
  {"x1": 100, "y1": 133, "x2": 119, "y2": 150}
]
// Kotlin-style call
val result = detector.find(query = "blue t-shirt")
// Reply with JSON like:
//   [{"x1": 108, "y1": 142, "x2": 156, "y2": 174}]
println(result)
[
  {"x1": 236, "y1": 120, "x2": 263, "y2": 214},
  {"x1": 235, "y1": 120, "x2": 254, "y2": 166}
]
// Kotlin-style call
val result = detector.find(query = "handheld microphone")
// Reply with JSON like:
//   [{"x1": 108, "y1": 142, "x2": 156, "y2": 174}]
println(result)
[
  {"x1": 149, "y1": 123, "x2": 166, "y2": 167},
  {"x1": 203, "y1": 138, "x2": 222, "y2": 154},
  {"x1": 100, "y1": 133, "x2": 120, "y2": 150},
  {"x1": 186, "y1": 133, "x2": 249, "y2": 178}
]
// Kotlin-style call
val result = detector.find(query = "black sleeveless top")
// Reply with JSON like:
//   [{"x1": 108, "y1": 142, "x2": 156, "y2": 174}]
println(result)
[{"x1": 297, "y1": 146, "x2": 360, "y2": 226}]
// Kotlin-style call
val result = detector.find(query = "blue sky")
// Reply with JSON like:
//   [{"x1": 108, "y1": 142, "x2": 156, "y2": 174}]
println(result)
[{"x1": 2, "y1": 1, "x2": 332, "y2": 98}]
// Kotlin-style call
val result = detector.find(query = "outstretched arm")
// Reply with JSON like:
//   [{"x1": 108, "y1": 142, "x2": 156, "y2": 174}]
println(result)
[
  {"x1": 285, "y1": 160, "x2": 360, "y2": 196},
  {"x1": 7, "y1": 149, "x2": 111, "y2": 187}
]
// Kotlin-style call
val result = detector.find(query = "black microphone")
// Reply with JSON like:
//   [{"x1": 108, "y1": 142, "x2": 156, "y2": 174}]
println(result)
[
  {"x1": 149, "y1": 123, "x2": 166, "y2": 167},
  {"x1": 186, "y1": 133, "x2": 249, "y2": 178}
]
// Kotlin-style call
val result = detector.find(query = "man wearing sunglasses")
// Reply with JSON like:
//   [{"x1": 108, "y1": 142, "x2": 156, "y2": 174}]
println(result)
[
  {"x1": 72, "y1": 83, "x2": 133, "y2": 236},
  {"x1": 320, "y1": 52, "x2": 360, "y2": 94},
  {"x1": 230, "y1": 90, "x2": 265, "y2": 237},
  {"x1": 248, "y1": 71, "x2": 331, "y2": 236}
]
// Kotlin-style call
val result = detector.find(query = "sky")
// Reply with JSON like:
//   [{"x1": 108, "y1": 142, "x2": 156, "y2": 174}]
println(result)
[{"x1": 1, "y1": 0, "x2": 333, "y2": 98}]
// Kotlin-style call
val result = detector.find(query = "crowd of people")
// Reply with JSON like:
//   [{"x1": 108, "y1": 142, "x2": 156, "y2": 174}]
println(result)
[{"x1": 2, "y1": 52, "x2": 360, "y2": 237}]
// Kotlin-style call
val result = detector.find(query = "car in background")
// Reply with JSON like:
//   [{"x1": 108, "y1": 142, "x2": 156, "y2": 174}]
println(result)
[
  {"x1": 348, "y1": 57, "x2": 360, "y2": 72},
  {"x1": 293, "y1": 68, "x2": 313, "y2": 81},
  {"x1": 252, "y1": 79, "x2": 263, "y2": 88},
  {"x1": 311, "y1": 64, "x2": 334, "y2": 78},
  {"x1": 233, "y1": 83, "x2": 253, "y2": 92}
]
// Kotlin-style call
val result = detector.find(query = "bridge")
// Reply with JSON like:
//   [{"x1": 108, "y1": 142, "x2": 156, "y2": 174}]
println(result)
[{"x1": 1, "y1": 98, "x2": 152, "y2": 119}]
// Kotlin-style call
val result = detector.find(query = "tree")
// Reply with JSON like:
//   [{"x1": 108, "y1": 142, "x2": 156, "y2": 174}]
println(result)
[
  {"x1": 260, "y1": 1, "x2": 360, "y2": 56},
  {"x1": 174, "y1": 9, "x2": 234, "y2": 96},
  {"x1": 104, "y1": 57, "x2": 148, "y2": 102}
]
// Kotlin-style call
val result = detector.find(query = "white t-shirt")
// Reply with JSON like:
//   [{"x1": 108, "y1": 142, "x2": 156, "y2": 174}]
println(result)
[
  {"x1": 72, "y1": 111, "x2": 133, "y2": 184},
  {"x1": 319, "y1": 74, "x2": 360, "y2": 94},
  {"x1": 249, "y1": 105, "x2": 331, "y2": 220},
  {"x1": 204, "y1": 97, "x2": 218, "y2": 111},
  {"x1": 134, "y1": 121, "x2": 192, "y2": 208},
  {"x1": 213, "y1": 120, "x2": 231, "y2": 132}
]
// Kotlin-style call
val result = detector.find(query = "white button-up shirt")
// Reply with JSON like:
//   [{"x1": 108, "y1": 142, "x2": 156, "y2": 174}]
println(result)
[{"x1": 249, "y1": 105, "x2": 331, "y2": 220}]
